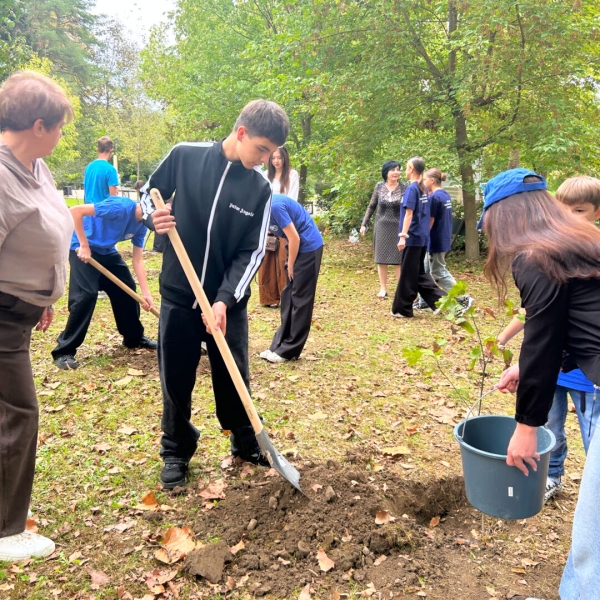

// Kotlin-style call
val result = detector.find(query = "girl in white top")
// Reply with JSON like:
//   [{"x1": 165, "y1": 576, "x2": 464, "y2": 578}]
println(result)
[{"x1": 267, "y1": 146, "x2": 299, "y2": 200}]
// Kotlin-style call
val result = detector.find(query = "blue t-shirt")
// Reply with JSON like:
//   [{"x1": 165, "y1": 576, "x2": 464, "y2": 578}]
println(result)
[
  {"x1": 429, "y1": 189, "x2": 453, "y2": 254},
  {"x1": 84, "y1": 159, "x2": 120, "y2": 204},
  {"x1": 400, "y1": 182, "x2": 430, "y2": 247},
  {"x1": 70, "y1": 196, "x2": 147, "y2": 255},
  {"x1": 269, "y1": 194, "x2": 323, "y2": 254},
  {"x1": 557, "y1": 368, "x2": 597, "y2": 393}
]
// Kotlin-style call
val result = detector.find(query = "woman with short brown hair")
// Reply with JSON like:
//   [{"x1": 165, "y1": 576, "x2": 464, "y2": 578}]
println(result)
[{"x1": 0, "y1": 70, "x2": 74, "y2": 561}]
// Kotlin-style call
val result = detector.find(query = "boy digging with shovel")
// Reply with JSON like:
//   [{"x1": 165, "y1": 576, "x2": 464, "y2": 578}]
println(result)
[{"x1": 140, "y1": 100, "x2": 289, "y2": 489}]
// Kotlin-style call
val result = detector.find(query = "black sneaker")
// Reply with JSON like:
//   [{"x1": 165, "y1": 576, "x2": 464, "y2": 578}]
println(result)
[
  {"x1": 123, "y1": 336, "x2": 158, "y2": 350},
  {"x1": 456, "y1": 295, "x2": 475, "y2": 317},
  {"x1": 54, "y1": 355, "x2": 79, "y2": 370},
  {"x1": 160, "y1": 462, "x2": 189, "y2": 489},
  {"x1": 230, "y1": 426, "x2": 270, "y2": 467}
]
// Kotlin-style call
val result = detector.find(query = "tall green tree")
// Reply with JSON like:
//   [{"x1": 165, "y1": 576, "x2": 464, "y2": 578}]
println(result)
[
  {"x1": 142, "y1": 0, "x2": 600, "y2": 255},
  {"x1": 0, "y1": 0, "x2": 30, "y2": 79}
]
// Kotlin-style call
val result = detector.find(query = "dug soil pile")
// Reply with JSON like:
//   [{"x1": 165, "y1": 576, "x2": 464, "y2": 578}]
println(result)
[{"x1": 178, "y1": 459, "x2": 563, "y2": 599}]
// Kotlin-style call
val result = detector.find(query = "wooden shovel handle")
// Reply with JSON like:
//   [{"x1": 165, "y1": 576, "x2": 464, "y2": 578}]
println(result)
[
  {"x1": 149, "y1": 188, "x2": 264, "y2": 435},
  {"x1": 86, "y1": 256, "x2": 160, "y2": 318}
]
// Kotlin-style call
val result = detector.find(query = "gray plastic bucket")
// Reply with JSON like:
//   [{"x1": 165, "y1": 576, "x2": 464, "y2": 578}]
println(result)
[{"x1": 454, "y1": 415, "x2": 556, "y2": 520}]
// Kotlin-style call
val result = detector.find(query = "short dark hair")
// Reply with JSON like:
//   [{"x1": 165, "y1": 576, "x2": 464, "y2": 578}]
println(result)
[
  {"x1": 556, "y1": 176, "x2": 600, "y2": 210},
  {"x1": 234, "y1": 100, "x2": 289, "y2": 146},
  {"x1": 0, "y1": 70, "x2": 74, "y2": 132},
  {"x1": 134, "y1": 179, "x2": 146, "y2": 192},
  {"x1": 381, "y1": 160, "x2": 401, "y2": 181},
  {"x1": 97, "y1": 136, "x2": 114, "y2": 153}
]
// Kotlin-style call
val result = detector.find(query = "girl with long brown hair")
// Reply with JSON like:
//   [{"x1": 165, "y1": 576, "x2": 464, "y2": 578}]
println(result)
[
  {"x1": 391, "y1": 157, "x2": 445, "y2": 317},
  {"x1": 258, "y1": 146, "x2": 300, "y2": 307},
  {"x1": 481, "y1": 168, "x2": 600, "y2": 599}
]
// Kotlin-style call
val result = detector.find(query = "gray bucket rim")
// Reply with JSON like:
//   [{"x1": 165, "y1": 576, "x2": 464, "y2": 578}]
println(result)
[{"x1": 454, "y1": 414, "x2": 556, "y2": 460}]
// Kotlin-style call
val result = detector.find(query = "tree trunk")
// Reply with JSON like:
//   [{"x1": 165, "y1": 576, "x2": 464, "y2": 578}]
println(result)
[
  {"x1": 508, "y1": 149, "x2": 520, "y2": 169},
  {"x1": 298, "y1": 113, "x2": 313, "y2": 205},
  {"x1": 454, "y1": 111, "x2": 479, "y2": 260}
]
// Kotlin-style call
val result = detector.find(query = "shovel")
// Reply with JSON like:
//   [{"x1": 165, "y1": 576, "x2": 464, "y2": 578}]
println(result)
[
  {"x1": 86, "y1": 255, "x2": 160, "y2": 318},
  {"x1": 149, "y1": 188, "x2": 302, "y2": 493}
]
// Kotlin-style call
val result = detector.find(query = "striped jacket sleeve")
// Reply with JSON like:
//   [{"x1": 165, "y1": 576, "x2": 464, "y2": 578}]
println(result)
[
  {"x1": 140, "y1": 145, "x2": 179, "y2": 230},
  {"x1": 214, "y1": 187, "x2": 272, "y2": 308}
]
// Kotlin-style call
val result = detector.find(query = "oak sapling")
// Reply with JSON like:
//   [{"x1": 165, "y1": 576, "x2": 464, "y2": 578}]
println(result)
[{"x1": 402, "y1": 281, "x2": 521, "y2": 410}]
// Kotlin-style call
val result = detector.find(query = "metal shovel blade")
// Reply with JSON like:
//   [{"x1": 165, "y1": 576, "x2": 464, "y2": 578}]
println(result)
[{"x1": 256, "y1": 429, "x2": 303, "y2": 493}]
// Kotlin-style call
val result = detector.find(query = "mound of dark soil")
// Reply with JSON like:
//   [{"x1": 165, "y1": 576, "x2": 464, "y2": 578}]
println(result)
[{"x1": 187, "y1": 462, "x2": 467, "y2": 598}]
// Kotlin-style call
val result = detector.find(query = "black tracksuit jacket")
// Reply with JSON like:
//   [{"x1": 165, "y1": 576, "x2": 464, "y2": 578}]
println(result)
[{"x1": 140, "y1": 140, "x2": 272, "y2": 309}]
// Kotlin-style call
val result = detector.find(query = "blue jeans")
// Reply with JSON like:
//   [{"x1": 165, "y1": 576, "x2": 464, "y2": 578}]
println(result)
[
  {"x1": 559, "y1": 420, "x2": 600, "y2": 598},
  {"x1": 547, "y1": 386, "x2": 600, "y2": 480}
]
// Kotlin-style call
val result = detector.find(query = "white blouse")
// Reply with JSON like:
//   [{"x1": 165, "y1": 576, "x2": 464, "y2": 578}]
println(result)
[{"x1": 271, "y1": 169, "x2": 300, "y2": 201}]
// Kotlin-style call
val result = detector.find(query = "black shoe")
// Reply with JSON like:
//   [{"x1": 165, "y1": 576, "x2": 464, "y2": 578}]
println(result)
[
  {"x1": 54, "y1": 355, "x2": 79, "y2": 370},
  {"x1": 230, "y1": 426, "x2": 270, "y2": 467},
  {"x1": 123, "y1": 336, "x2": 158, "y2": 350},
  {"x1": 160, "y1": 462, "x2": 189, "y2": 489}
]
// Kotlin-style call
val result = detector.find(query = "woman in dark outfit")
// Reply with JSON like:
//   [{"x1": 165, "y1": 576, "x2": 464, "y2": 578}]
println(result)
[
  {"x1": 391, "y1": 157, "x2": 445, "y2": 317},
  {"x1": 481, "y1": 168, "x2": 600, "y2": 600},
  {"x1": 360, "y1": 160, "x2": 406, "y2": 298}
]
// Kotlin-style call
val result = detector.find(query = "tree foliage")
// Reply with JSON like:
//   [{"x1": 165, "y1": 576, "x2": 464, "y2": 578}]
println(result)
[{"x1": 142, "y1": 0, "x2": 600, "y2": 255}]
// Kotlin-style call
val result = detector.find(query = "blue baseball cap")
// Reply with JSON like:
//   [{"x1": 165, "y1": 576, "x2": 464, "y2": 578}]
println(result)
[{"x1": 477, "y1": 168, "x2": 547, "y2": 230}]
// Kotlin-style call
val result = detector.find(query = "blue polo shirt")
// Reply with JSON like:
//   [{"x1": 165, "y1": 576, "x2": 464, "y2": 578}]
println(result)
[
  {"x1": 269, "y1": 194, "x2": 323, "y2": 254},
  {"x1": 400, "y1": 182, "x2": 430, "y2": 247},
  {"x1": 70, "y1": 196, "x2": 147, "y2": 255},
  {"x1": 84, "y1": 159, "x2": 119, "y2": 204},
  {"x1": 557, "y1": 369, "x2": 596, "y2": 393},
  {"x1": 429, "y1": 189, "x2": 453, "y2": 254}
]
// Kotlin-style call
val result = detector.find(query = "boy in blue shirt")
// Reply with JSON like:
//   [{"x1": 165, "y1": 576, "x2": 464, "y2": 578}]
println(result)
[
  {"x1": 83, "y1": 136, "x2": 119, "y2": 204},
  {"x1": 496, "y1": 175, "x2": 600, "y2": 502},
  {"x1": 391, "y1": 157, "x2": 445, "y2": 317},
  {"x1": 258, "y1": 194, "x2": 324, "y2": 363},
  {"x1": 52, "y1": 196, "x2": 157, "y2": 370}
]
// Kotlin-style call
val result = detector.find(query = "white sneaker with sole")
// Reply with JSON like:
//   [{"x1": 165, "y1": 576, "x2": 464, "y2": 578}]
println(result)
[
  {"x1": 0, "y1": 531, "x2": 55, "y2": 561},
  {"x1": 377, "y1": 290, "x2": 388, "y2": 298},
  {"x1": 265, "y1": 351, "x2": 286, "y2": 363},
  {"x1": 544, "y1": 476, "x2": 563, "y2": 503},
  {"x1": 259, "y1": 349, "x2": 272, "y2": 360}
]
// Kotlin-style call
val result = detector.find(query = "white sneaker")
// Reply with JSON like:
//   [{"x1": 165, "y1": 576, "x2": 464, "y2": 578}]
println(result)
[
  {"x1": 97, "y1": 291, "x2": 108, "y2": 299},
  {"x1": 0, "y1": 531, "x2": 55, "y2": 561},
  {"x1": 265, "y1": 351, "x2": 286, "y2": 364},
  {"x1": 390, "y1": 311, "x2": 411, "y2": 318},
  {"x1": 377, "y1": 290, "x2": 388, "y2": 298},
  {"x1": 544, "y1": 477, "x2": 563, "y2": 503},
  {"x1": 259, "y1": 350, "x2": 272, "y2": 360}
]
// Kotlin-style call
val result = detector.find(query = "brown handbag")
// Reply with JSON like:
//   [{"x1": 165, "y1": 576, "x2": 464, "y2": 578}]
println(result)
[{"x1": 265, "y1": 235, "x2": 279, "y2": 252}]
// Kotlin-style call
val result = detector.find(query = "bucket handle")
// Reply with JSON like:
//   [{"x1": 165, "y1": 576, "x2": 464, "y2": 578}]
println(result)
[{"x1": 458, "y1": 388, "x2": 498, "y2": 440}]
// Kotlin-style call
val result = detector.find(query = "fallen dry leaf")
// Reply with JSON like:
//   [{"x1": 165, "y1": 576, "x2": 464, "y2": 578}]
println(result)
[
  {"x1": 117, "y1": 425, "x2": 137, "y2": 436},
  {"x1": 381, "y1": 446, "x2": 411, "y2": 457},
  {"x1": 220, "y1": 456, "x2": 233, "y2": 469},
  {"x1": 68, "y1": 551, "x2": 83, "y2": 562},
  {"x1": 92, "y1": 442, "x2": 111, "y2": 453},
  {"x1": 127, "y1": 368, "x2": 144, "y2": 376},
  {"x1": 25, "y1": 518, "x2": 38, "y2": 534},
  {"x1": 375, "y1": 510, "x2": 395, "y2": 525},
  {"x1": 114, "y1": 376, "x2": 133, "y2": 387},
  {"x1": 361, "y1": 582, "x2": 377, "y2": 597},
  {"x1": 298, "y1": 583, "x2": 312, "y2": 599},
  {"x1": 310, "y1": 484, "x2": 323, "y2": 492},
  {"x1": 316, "y1": 548, "x2": 335, "y2": 572},
  {"x1": 264, "y1": 468, "x2": 279, "y2": 477},
  {"x1": 240, "y1": 464, "x2": 254, "y2": 479},
  {"x1": 199, "y1": 479, "x2": 227, "y2": 500},
  {"x1": 135, "y1": 491, "x2": 159, "y2": 511},
  {"x1": 230, "y1": 540, "x2": 245, "y2": 555},
  {"x1": 373, "y1": 555, "x2": 387, "y2": 566},
  {"x1": 429, "y1": 516, "x2": 440, "y2": 528},
  {"x1": 308, "y1": 411, "x2": 328, "y2": 421},
  {"x1": 154, "y1": 526, "x2": 196, "y2": 564},
  {"x1": 107, "y1": 466, "x2": 123, "y2": 475},
  {"x1": 87, "y1": 568, "x2": 110, "y2": 586}
]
